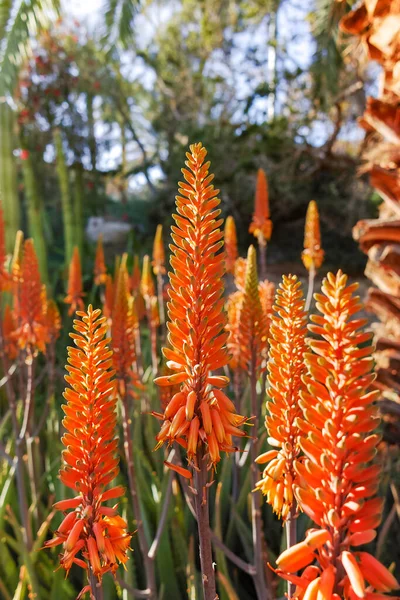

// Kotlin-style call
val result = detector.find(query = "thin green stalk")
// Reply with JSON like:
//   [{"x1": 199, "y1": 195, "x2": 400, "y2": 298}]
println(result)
[
  {"x1": 193, "y1": 450, "x2": 217, "y2": 600},
  {"x1": 305, "y1": 263, "x2": 316, "y2": 311},
  {"x1": 250, "y1": 348, "x2": 270, "y2": 600},
  {"x1": 285, "y1": 504, "x2": 297, "y2": 597},
  {"x1": 89, "y1": 569, "x2": 104, "y2": 600},
  {"x1": 120, "y1": 390, "x2": 157, "y2": 599}
]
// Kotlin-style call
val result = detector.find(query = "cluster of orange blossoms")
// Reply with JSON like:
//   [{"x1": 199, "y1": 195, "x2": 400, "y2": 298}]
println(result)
[
  {"x1": 269, "y1": 272, "x2": 399, "y2": 599},
  {"x1": 249, "y1": 168, "x2": 272, "y2": 243},
  {"x1": 255, "y1": 274, "x2": 307, "y2": 520},
  {"x1": 45, "y1": 307, "x2": 131, "y2": 591},
  {"x1": 154, "y1": 142, "x2": 248, "y2": 469},
  {"x1": 94, "y1": 235, "x2": 107, "y2": 286},
  {"x1": 301, "y1": 200, "x2": 324, "y2": 272},
  {"x1": 0, "y1": 224, "x2": 61, "y2": 361}
]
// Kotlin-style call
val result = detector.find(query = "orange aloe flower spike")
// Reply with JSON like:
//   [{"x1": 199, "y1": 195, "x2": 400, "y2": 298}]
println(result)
[
  {"x1": 224, "y1": 216, "x2": 238, "y2": 274},
  {"x1": 249, "y1": 168, "x2": 272, "y2": 243},
  {"x1": 45, "y1": 305, "x2": 131, "y2": 586},
  {"x1": 275, "y1": 271, "x2": 399, "y2": 597},
  {"x1": 238, "y1": 245, "x2": 269, "y2": 374},
  {"x1": 64, "y1": 246, "x2": 85, "y2": 316},
  {"x1": 154, "y1": 142, "x2": 248, "y2": 469},
  {"x1": 226, "y1": 289, "x2": 244, "y2": 371},
  {"x1": 141, "y1": 254, "x2": 155, "y2": 299},
  {"x1": 255, "y1": 274, "x2": 307, "y2": 520},
  {"x1": 13, "y1": 239, "x2": 47, "y2": 355},
  {"x1": 234, "y1": 257, "x2": 247, "y2": 292},
  {"x1": 111, "y1": 255, "x2": 140, "y2": 397},
  {"x1": 302, "y1": 200, "x2": 324, "y2": 272},
  {"x1": 94, "y1": 234, "x2": 107, "y2": 286},
  {"x1": 152, "y1": 224, "x2": 166, "y2": 276}
]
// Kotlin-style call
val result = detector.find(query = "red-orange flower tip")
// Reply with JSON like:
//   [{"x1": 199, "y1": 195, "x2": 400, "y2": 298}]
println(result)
[
  {"x1": 224, "y1": 216, "x2": 238, "y2": 274},
  {"x1": 249, "y1": 168, "x2": 272, "y2": 242},
  {"x1": 302, "y1": 200, "x2": 324, "y2": 271},
  {"x1": 152, "y1": 224, "x2": 166, "y2": 275},
  {"x1": 94, "y1": 234, "x2": 107, "y2": 286}
]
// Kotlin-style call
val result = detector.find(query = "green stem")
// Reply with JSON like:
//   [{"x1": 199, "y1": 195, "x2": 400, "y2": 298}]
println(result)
[
  {"x1": 285, "y1": 504, "x2": 297, "y2": 597},
  {"x1": 305, "y1": 263, "x2": 316, "y2": 311}
]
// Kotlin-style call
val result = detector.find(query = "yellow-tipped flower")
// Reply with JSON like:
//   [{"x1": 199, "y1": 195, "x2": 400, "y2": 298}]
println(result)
[
  {"x1": 249, "y1": 168, "x2": 272, "y2": 243},
  {"x1": 255, "y1": 274, "x2": 307, "y2": 519},
  {"x1": 302, "y1": 200, "x2": 324, "y2": 271},
  {"x1": 224, "y1": 216, "x2": 238, "y2": 274}
]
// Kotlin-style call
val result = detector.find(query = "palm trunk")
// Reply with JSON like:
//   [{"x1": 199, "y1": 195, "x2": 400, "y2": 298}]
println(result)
[{"x1": 0, "y1": 100, "x2": 20, "y2": 252}]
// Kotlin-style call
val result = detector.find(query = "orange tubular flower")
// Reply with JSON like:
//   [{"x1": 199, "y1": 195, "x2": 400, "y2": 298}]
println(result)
[
  {"x1": 152, "y1": 224, "x2": 166, "y2": 276},
  {"x1": 154, "y1": 143, "x2": 248, "y2": 468},
  {"x1": 275, "y1": 271, "x2": 400, "y2": 598},
  {"x1": 238, "y1": 245, "x2": 269, "y2": 374},
  {"x1": 45, "y1": 306, "x2": 131, "y2": 584},
  {"x1": 13, "y1": 239, "x2": 47, "y2": 355},
  {"x1": 94, "y1": 234, "x2": 107, "y2": 286},
  {"x1": 255, "y1": 274, "x2": 307, "y2": 520},
  {"x1": 224, "y1": 216, "x2": 238, "y2": 274},
  {"x1": 65, "y1": 246, "x2": 85, "y2": 316},
  {"x1": 111, "y1": 257, "x2": 141, "y2": 397},
  {"x1": 302, "y1": 200, "x2": 324, "y2": 272},
  {"x1": 249, "y1": 168, "x2": 272, "y2": 243}
]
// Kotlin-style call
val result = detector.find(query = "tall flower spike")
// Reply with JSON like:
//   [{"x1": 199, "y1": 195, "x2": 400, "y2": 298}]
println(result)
[
  {"x1": 152, "y1": 224, "x2": 166, "y2": 275},
  {"x1": 13, "y1": 239, "x2": 47, "y2": 355},
  {"x1": 141, "y1": 254, "x2": 155, "y2": 299},
  {"x1": 154, "y1": 142, "x2": 248, "y2": 469},
  {"x1": 45, "y1": 306, "x2": 131, "y2": 586},
  {"x1": 255, "y1": 274, "x2": 307, "y2": 520},
  {"x1": 65, "y1": 246, "x2": 85, "y2": 316},
  {"x1": 238, "y1": 245, "x2": 268, "y2": 374},
  {"x1": 249, "y1": 168, "x2": 272, "y2": 243},
  {"x1": 111, "y1": 255, "x2": 140, "y2": 397},
  {"x1": 274, "y1": 271, "x2": 399, "y2": 598},
  {"x1": 226, "y1": 290, "x2": 244, "y2": 371},
  {"x1": 94, "y1": 234, "x2": 107, "y2": 286},
  {"x1": 224, "y1": 216, "x2": 238, "y2": 274},
  {"x1": 302, "y1": 200, "x2": 324, "y2": 271},
  {"x1": 3, "y1": 305, "x2": 18, "y2": 360}
]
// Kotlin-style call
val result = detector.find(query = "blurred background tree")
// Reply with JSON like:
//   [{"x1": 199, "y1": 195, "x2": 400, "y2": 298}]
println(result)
[{"x1": 0, "y1": 0, "x2": 376, "y2": 279}]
